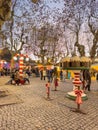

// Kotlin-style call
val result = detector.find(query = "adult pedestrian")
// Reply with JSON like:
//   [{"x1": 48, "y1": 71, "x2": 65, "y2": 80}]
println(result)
[
  {"x1": 63, "y1": 70, "x2": 66, "y2": 82},
  {"x1": 40, "y1": 70, "x2": 43, "y2": 80},
  {"x1": 50, "y1": 69, "x2": 54, "y2": 83},
  {"x1": 82, "y1": 69, "x2": 87, "y2": 91},
  {"x1": 43, "y1": 69, "x2": 47, "y2": 80},
  {"x1": 85, "y1": 70, "x2": 91, "y2": 91},
  {"x1": 47, "y1": 70, "x2": 51, "y2": 82},
  {"x1": 60, "y1": 70, "x2": 63, "y2": 81}
]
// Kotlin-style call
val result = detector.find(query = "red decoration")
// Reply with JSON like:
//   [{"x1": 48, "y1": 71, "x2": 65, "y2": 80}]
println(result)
[
  {"x1": 45, "y1": 82, "x2": 50, "y2": 98},
  {"x1": 73, "y1": 72, "x2": 84, "y2": 110},
  {"x1": 73, "y1": 72, "x2": 82, "y2": 86},
  {"x1": 75, "y1": 89, "x2": 83, "y2": 104}
]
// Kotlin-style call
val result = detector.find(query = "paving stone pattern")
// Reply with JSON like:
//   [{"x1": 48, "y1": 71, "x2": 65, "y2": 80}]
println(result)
[{"x1": 0, "y1": 76, "x2": 98, "y2": 130}]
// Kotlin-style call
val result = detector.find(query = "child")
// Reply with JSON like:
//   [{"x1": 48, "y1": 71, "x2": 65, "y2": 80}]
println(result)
[{"x1": 54, "y1": 76, "x2": 58, "y2": 91}]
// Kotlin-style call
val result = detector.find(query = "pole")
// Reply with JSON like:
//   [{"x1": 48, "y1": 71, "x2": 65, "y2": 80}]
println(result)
[{"x1": 19, "y1": 55, "x2": 24, "y2": 78}]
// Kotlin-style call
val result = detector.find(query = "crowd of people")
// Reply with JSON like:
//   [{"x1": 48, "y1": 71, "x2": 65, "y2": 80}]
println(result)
[
  {"x1": 39, "y1": 68, "x2": 98, "y2": 93},
  {"x1": 1, "y1": 65, "x2": 98, "y2": 92},
  {"x1": 6, "y1": 68, "x2": 30, "y2": 85},
  {"x1": 0, "y1": 68, "x2": 10, "y2": 76},
  {"x1": 39, "y1": 68, "x2": 69, "y2": 92}
]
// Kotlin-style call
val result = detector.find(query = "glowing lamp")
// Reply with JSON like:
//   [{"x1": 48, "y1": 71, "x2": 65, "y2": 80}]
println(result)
[
  {"x1": 13, "y1": 56, "x2": 17, "y2": 61},
  {"x1": 25, "y1": 57, "x2": 29, "y2": 61}
]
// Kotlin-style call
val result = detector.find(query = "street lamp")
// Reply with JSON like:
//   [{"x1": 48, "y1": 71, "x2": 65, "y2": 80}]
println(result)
[{"x1": 13, "y1": 54, "x2": 29, "y2": 78}]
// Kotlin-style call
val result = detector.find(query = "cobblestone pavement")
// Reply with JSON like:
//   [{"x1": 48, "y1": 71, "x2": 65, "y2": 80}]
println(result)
[{"x1": 0, "y1": 76, "x2": 98, "y2": 130}]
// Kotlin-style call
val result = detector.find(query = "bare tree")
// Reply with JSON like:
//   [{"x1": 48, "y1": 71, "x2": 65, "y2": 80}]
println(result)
[
  {"x1": 0, "y1": 0, "x2": 11, "y2": 29},
  {"x1": 0, "y1": 0, "x2": 42, "y2": 56},
  {"x1": 25, "y1": 23, "x2": 62, "y2": 64},
  {"x1": 62, "y1": 0, "x2": 86, "y2": 56},
  {"x1": 87, "y1": 0, "x2": 98, "y2": 60}
]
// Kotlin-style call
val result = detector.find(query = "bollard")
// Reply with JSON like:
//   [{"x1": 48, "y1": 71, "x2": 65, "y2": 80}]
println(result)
[{"x1": 46, "y1": 81, "x2": 50, "y2": 98}]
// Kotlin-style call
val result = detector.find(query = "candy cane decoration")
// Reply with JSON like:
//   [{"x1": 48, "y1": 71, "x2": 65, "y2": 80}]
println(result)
[
  {"x1": 19, "y1": 55, "x2": 24, "y2": 78},
  {"x1": 13, "y1": 54, "x2": 29, "y2": 78}
]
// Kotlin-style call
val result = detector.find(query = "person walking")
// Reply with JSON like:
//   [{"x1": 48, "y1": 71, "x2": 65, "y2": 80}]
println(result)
[
  {"x1": 85, "y1": 70, "x2": 91, "y2": 92},
  {"x1": 47, "y1": 70, "x2": 51, "y2": 82},
  {"x1": 43, "y1": 69, "x2": 47, "y2": 80},
  {"x1": 60, "y1": 70, "x2": 63, "y2": 81},
  {"x1": 63, "y1": 70, "x2": 66, "y2": 82},
  {"x1": 49, "y1": 69, "x2": 54, "y2": 83},
  {"x1": 40, "y1": 70, "x2": 43, "y2": 80}
]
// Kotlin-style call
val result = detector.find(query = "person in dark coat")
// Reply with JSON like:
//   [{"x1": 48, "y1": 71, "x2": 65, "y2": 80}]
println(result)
[
  {"x1": 85, "y1": 70, "x2": 91, "y2": 91},
  {"x1": 82, "y1": 70, "x2": 86, "y2": 90},
  {"x1": 40, "y1": 70, "x2": 43, "y2": 80},
  {"x1": 60, "y1": 70, "x2": 63, "y2": 81}
]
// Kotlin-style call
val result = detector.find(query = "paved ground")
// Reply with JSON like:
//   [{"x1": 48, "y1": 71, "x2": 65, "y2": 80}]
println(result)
[{"x1": 0, "y1": 76, "x2": 98, "y2": 130}]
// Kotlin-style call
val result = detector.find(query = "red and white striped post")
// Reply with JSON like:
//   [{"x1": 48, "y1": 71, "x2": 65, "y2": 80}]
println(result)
[
  {"x1": 13, "y1": 54, "x2": 29, "y2": 78},
  {"x1": 19, "y1": 54, "x2": 24, "y2": 78},
  {"x1": 72, "y1": 72, "x2": 82, "y2": 90}
]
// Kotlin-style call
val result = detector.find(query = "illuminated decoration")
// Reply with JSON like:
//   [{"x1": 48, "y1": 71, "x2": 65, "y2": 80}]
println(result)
[
  {"x1": 72, "y1": 72, "x2": 82, "y2": 89},
  {"x1": 66, "y1": 71, "x2": 88, "y2": 101},
  {"x1": 13, "y1": 54, "x2": 29, "y2": 78}
]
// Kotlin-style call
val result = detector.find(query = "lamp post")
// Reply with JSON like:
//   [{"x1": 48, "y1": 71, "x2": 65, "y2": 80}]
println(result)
[{"x1": 13, "y1": 54, "x2": 29, "y2": 78}]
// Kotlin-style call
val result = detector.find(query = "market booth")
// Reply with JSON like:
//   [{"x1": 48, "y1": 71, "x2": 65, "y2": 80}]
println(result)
[
  {"x1": 60, "y1": 56, "x2": 91, "y2": 79},
  {"x1": 80, "y1": 56, "x2": 92, "y2": 67},
  {"x1": 59, "y1": 56, "x2": 92, "y2": 100},
  {"x1": 70, "y1": 56, "x2": 80, "y2": 67},
  {"x1": 60, "y1": 56, "x2": 70, "y2": 69}
]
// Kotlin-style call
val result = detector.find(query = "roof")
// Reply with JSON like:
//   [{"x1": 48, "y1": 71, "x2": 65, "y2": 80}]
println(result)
[
  {"x1": 61, "y1": 57, "x2": 70, "y2": 62},
  {"x1": 80, "y1": 56, "x2": 92, "y2": 62},
  {"x1": 70, "y1": 56, "x2": 80, "y2": 62},
  {"x1": 60, "y1": 56, "x2": 92, "y2": 62}
]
